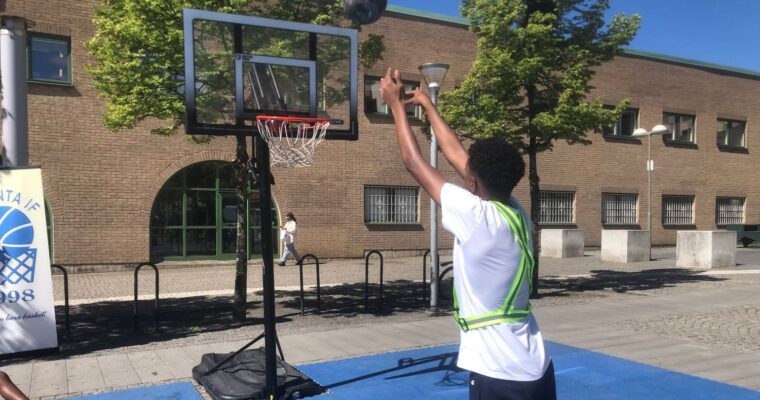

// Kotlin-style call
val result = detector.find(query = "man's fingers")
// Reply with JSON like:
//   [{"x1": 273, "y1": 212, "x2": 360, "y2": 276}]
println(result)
[
  {"x1": 393, "y1": 69, "x2": 402, "y2": 84},
  {"x1": 383, "y1": 67, "x2": 392, "y2": 83}
]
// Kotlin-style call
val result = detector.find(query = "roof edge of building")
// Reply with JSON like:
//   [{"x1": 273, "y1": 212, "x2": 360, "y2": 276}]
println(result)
[
  {"x1": 620, "y1": 48, "x2": 760, "y2": 80},
  {"x1": 385, "y1": 4, "x2": 470, "y2": 27},
  {"x1": 383, "y1": 7, "x2": 760, "y2": 79}
]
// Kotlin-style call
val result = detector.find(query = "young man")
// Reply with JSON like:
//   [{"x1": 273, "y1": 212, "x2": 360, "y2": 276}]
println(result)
[{"x1": 380, "y1": 68, "x2": 555, "y2": 400}]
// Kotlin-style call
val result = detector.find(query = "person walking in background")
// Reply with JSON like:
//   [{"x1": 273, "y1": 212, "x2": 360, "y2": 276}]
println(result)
[{"x1": 278, "y1": 212, "x2": 301, "y2": 266}]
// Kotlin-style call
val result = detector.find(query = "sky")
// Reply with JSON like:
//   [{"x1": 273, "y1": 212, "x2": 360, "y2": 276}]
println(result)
[{"x1": 387, "y1": 0, "x2": 760, "y2": 73}]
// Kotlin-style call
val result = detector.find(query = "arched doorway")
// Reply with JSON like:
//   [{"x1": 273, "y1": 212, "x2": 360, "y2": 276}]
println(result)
[{"x1": 150, "y1": 161, "x2": 279, "y2": 261}]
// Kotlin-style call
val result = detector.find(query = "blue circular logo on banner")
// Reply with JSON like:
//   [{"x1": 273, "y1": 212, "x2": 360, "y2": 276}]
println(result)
[{"x1": 0, "y1": 206, "x2": 37, "y2": 285}]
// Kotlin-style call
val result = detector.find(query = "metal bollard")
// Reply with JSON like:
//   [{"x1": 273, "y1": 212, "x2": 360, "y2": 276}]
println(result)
[
  {"x1": 133, "y1": 262, "x2": 159, "y2": 333},
  {"x1": 50, "y1": 264, "x2": 71, "y2": 339},
  {"x1": 298, "y1": 254, "x2": 321, "y2": 315},
  {"x1": 364, "y1": 250, "x2": 384, "y2": 311}
]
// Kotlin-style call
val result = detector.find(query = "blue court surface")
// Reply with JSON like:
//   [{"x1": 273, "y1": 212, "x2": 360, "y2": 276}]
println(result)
[
  {"x1": 64, "y1": 382, "x2": 201, "y2": 400},
  {"x1": 299, "y1": 342, "x2": 760, "y2": 399},
  {"x1": 64, "y1": 342, "x2": 760, "y2": 400}
]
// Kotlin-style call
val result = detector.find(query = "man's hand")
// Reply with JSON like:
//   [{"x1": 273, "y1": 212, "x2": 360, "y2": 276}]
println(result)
[
  {"x1": 404, "y1": 86, "x2": 432, "y2": 109},
  {"x1": 379, "y1": 67, "x2": 406, "y2": 111}
]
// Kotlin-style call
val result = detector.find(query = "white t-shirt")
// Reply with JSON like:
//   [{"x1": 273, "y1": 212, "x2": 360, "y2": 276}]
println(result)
[
  {"x1": 281, "y1": 220, "x2": 297, "y2": 244},
  {"x1": 440, "y1": 183, "x2": 550, "y2": 381}
]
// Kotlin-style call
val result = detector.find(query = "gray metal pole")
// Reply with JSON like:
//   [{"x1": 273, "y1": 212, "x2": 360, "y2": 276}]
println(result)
[
  {"x1": 647, "y1": 132, "x2": 652, "y2": 261},
  {"x1": 1, "y1": 16, "x2": 32, "y2": 167},
  {"x1": 429, "y1": 85, "x2": 439, "y2": 310}
]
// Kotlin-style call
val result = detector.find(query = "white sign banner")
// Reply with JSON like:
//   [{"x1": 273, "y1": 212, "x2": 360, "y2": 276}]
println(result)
[{"x1": 0, "y1": 167, "x2": 58, "y2": 355}]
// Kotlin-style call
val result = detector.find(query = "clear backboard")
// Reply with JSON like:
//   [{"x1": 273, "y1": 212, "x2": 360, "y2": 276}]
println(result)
[{"x1": 183, "y1": 9, "x2": 358, "y2": 140}]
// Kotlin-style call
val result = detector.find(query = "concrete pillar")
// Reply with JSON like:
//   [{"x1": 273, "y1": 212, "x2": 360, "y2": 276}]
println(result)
[
  {"x1": 676, "y1": 231, "x2": 737, "y2": 269},
  {"x1": 540, "y1": 229, "x2": 584, "y2": 258},
  {"x1": 601, "y1": 230, "x2": 650, "y2": 263},
  {"x1": 1, "y1": 16, "x2": 33, "y2": 167}
]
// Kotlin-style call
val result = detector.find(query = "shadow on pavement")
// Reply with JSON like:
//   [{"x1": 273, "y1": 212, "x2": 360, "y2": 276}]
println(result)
[
  {"x1": 539, "y1": 268, "x2": 726, "y2": 296},
  {"x1": 0, "y1": 280, "x2": 433, "y2": 364},
  {"x1": 1, "y1": 269, "x2": 728, "y2": 364}
]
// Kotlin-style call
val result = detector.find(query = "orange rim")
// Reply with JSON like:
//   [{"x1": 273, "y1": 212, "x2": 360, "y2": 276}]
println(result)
[{"x1": 257, "y1": 115, "x2": 329, "y2": 124}]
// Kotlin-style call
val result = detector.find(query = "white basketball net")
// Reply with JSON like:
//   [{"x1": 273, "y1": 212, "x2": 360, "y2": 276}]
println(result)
[{"x1": 256, "y1": 118, "x2": 329, "y2": 168}]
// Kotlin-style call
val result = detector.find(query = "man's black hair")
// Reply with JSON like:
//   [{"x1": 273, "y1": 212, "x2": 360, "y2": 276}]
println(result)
[{"x1": 467, "y1": 138, "x2": 525, "y2": 202}]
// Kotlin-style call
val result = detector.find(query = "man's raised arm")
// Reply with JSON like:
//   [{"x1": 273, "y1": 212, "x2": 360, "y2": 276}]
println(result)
[{"x1": 405, "y1": 87, "x2": 469, "y2": 179}]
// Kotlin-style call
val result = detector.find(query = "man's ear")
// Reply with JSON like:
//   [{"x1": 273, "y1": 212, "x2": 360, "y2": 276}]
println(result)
[{"x1": 466, "y1": 175, "x2": 478, "y2": 194}]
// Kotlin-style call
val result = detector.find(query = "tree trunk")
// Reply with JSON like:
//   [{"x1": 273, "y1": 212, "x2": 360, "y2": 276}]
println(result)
[
  {"x1": 528, "y1": 139, "x2": 540, "y2": 298},
  {"x1": 232, "y1": 135, "x2": 249, "y2": 321},
  {"x1": 526, "y1": 84, "x2": 541, "y2": 299}
]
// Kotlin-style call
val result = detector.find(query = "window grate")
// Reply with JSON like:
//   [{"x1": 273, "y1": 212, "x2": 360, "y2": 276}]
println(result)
[
  {"x1": 602, "y1": 193, "x2": 638, "y2": 225},
  {"x1": 539, "y1": 191, "x2": 574, "y2": 224},
  {"x1": 662, "y1": 195, "x2": 694, "y2": 225},
  {"x1": 364, "y1": 186, "x2": 419, "y2": 224},
  {"x1": 716, "y1": 197, "x2": 744, "y2": 226}
]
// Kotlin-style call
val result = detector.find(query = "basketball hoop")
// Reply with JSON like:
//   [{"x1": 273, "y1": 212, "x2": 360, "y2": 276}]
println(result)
[{"x1": 255, "y1": 116, "x2": 330, "y2": 168}]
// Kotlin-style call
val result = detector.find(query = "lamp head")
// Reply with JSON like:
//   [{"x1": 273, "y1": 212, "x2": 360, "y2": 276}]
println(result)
[
  {"x1": 632, "y1": 128, "x2": 648, "y2": 137},
  {"x1": 650, "y1": 124, "x2": 668, "y2": 135},
  {"x1": 418, "y1": 63, "x2": 449, "y2": 88}
]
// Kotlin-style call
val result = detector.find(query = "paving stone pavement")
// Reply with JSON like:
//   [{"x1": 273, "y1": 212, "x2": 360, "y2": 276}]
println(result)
[
  {"x1": 2, "y1": 247, "x2": 759, "y2": 399},
  {"x1": 49, "y1": 247, "x2": 760, "y2": 305}
]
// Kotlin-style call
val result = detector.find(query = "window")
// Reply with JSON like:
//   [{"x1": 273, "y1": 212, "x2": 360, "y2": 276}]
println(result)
[
  {"x1": 716, "y1": 197, "x2": 744, "y2": 226},
  {"x1": 150, "y1": 161, "x2": 279, "y2": 260},
  {"x1": 28, "y1": 33, "x2": 71, "y2": 84},
  {"x1": 717, "y1": 119, "x2": 746, "y2": 148},
  {"x1": 364, "y1": 76, "x2": 422, "y2": 119},
  {"x1": 662, "y1": 113, "x2": 696, "y2": 143},
  {"x1": 602, "y1": 193, "x2": 638, "y2": 225},
  {"x1": 539, "y1": 191, "x2": 574, "y2": 224},
  {"x1": 603, "y1": 108, "x2": 638, "y2": 137},
  {"x1": 662, "y1": 195, "x2": 695, "y2": 225},
  {"x1": 364, "y1": 186, "x2": 419, "y2": 224}
]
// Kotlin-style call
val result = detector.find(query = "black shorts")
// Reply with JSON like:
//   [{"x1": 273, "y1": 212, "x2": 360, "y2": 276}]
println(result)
[{"x1": 469, "y1": 362, "x2": 556, "y2": 400}]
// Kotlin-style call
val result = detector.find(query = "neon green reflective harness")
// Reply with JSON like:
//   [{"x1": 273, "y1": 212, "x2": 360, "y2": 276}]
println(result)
[{"x1": 452, "y1": 201, "x2": 535, "y2": 332}]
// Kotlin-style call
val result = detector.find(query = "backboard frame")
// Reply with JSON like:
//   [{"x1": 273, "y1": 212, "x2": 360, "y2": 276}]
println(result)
[
  {"x1": 183, "y1": 8, "x2": 359, "y2": 140},
  {"x1": 234, "y1": 54, "x2": 318, "y2": 121}
]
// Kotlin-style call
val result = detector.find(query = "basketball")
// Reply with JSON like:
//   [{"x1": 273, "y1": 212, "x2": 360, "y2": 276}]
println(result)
[
  {"x1": 0, "y1": 206, "x2": 34, "y2": 256},
  {"x1": 343, "y1": 0, "x2": 387, "y2": 25}
]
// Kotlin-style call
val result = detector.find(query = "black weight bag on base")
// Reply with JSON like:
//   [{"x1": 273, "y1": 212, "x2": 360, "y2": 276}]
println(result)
[{"x1": 193, "y1": 348, "x2": 326, "y2": 400}]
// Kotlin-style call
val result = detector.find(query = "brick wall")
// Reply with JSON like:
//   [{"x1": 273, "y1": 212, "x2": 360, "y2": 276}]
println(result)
[
  {"x1": 534, "y1": 55, "x2": 760, "y2": 246},
  {"x1": 2, "y1": 2, "x2": 758, "y2": 267}
]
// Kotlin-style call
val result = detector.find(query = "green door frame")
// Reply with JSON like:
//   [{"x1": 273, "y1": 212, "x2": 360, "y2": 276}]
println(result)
[{"x1": 151, "y1": 162, "x2": 279, "y2": 261}]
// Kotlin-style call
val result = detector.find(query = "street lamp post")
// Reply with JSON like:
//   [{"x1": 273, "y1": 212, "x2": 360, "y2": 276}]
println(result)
[
  {"x1": 632, "y1": 124, "x2": 668, "y2": 261},
  {"x1": 419, "y1": 63, "x2": 449, "y2": 310}
]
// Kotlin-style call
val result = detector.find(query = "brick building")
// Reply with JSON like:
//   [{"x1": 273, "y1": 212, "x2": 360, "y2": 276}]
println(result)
[{"x1": 2, "y1": 2, "x2": 758, "y2": 267}]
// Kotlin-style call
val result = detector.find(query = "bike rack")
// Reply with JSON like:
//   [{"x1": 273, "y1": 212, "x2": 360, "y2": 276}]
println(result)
[
  {"x1": 438, "y1": 261, "x2": 454, "y2": 306},
  {"x1": 364, "y1": 250, "x2": 384, "y2": 311},
  {"x1": 133, "y1": 262, "x2": 160, "y2": 333},
  {"x1": 298, "y1": 254, "x2": 321, "y2": 316},
  {"x1": 421, "y1": 249, "x2": 430, "y2": 303},
  {"x1": 50, "y1": 264, "x2": 71, "y2": 339}
]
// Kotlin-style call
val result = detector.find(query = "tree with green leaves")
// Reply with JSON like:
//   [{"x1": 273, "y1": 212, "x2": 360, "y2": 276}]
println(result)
[
  {"x1": 439, "y1": 0, "x2": 639, "y2": 296},
  {"x1": 87, "y1": 0, "x2": 384, "y2": 321}
]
